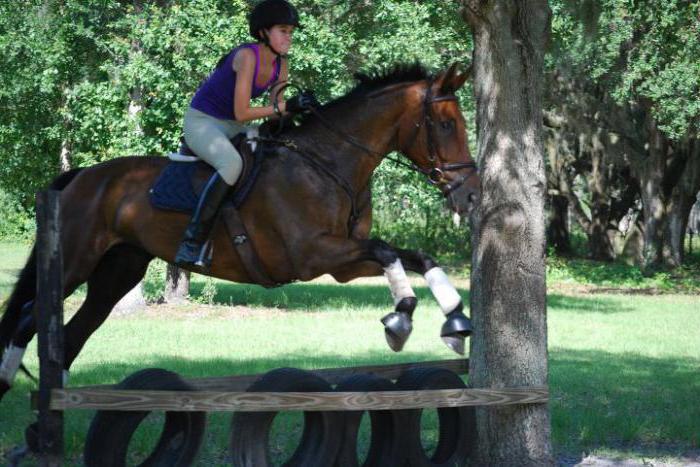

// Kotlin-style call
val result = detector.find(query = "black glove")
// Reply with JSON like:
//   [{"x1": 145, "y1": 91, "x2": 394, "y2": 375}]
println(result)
[{"x1": 285, "y1": 90, "x2": 319, "y2": 114}]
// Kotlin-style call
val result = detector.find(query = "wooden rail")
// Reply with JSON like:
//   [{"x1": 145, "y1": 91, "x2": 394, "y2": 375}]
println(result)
[{"x1": 50, "y1": 386, "x2": 548, "y2": 412}]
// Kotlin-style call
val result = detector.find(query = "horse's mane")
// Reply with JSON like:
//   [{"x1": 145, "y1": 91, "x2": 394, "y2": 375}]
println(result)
[
  {"x1": 343, "y1": 62, "x2": 431, "y2": 101},
  {"x1": 282, "y1": 62, "x2": 431, "y2": 132}
]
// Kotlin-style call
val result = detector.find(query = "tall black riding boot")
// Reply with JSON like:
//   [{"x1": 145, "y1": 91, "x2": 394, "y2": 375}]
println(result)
[{"x1": 175, "y1": 173, "x2": 232, "y2": 267}]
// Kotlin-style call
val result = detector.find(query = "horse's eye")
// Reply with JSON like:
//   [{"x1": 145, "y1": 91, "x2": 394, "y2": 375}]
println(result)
[{"x1": 440, "y1": 120, "x2": 455, "y2": 132}]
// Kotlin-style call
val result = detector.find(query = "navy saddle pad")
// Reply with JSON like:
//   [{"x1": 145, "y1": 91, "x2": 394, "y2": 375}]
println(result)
[{"x1": 149, "y1": 161, "x2": 206, "y2": 213}]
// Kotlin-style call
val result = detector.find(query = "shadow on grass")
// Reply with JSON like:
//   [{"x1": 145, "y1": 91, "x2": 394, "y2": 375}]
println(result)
[{"x1": 546, "y1": 294, "x2": 636, "y2": 314}]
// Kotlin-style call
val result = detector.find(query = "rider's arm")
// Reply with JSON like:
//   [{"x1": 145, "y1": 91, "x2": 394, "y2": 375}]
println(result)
[
  {"x1": 232, "y1": 48, "x2": 287, "y2": 122},
  {"x1": 268, "y1": 59, "x2": 289, "y2": 116}
]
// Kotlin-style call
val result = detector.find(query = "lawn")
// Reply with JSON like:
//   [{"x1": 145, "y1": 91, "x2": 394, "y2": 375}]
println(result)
[{"x1": 0, "y1": 242, "x2": 699, "y2": 465}]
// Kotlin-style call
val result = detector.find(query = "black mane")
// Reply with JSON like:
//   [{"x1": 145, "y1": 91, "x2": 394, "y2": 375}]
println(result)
[
  {"x1": 348, "y1": 62, "x2": 431, "y2": 98},
  {"x1": 282, "y1": 63, "x2": 431, "y2": 132}
]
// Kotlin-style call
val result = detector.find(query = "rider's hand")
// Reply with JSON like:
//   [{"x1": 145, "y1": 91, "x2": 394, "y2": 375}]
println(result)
[{"x1": 285, "y1": 90, "x2": 319, "y2": 114}]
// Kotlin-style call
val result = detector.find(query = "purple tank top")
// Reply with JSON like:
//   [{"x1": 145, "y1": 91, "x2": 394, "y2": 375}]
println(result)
[{"x1": 190, "y1": 43, "x2": 281, "y2": 121}]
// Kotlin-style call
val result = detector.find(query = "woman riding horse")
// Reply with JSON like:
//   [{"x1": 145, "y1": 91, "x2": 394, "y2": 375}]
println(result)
[{"x1": 177, "y1": 0, "x2": 318, "y2": 267}]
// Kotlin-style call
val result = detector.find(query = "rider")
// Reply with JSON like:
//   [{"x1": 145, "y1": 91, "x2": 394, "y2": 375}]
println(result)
[{"x1": 175, "y1": 0, "x2": 317, "y2": 267}]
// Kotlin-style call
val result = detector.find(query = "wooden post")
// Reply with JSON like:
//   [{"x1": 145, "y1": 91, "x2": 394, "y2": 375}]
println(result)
[{"x1": 36, "y1": 190, "x2": 64, "y2": 466}]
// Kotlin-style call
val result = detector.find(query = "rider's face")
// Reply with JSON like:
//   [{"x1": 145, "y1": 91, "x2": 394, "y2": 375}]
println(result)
[{"x1": 265, "y1": 25, "x2": 295, "y2": 54}]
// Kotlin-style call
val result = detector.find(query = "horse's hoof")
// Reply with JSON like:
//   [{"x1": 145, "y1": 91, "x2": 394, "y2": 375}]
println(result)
[
  {"x1": 441, "y1": 335, "x2": 466, "y2": 355},
  {"x1": 381, "y1": 311, "x2": 413, "y2": 352},
  {"x1": 440, "y1": 309, "x2": 472, "y2": 355}
]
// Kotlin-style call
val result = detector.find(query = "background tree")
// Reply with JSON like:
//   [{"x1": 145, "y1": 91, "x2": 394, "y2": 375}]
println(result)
[{"x1": 547, "y1": 0, "x2": 700, "y2": 271}]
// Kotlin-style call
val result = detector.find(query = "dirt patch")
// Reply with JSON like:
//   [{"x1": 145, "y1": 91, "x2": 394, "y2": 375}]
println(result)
[{"x1": 558, "y1": 450, "x2": 700, "y2": 466}]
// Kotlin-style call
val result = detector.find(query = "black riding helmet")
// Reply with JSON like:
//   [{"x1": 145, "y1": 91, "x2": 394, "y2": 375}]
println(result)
[{"x1": 249, "y1": 0, "x2": 302, "y2": 50}]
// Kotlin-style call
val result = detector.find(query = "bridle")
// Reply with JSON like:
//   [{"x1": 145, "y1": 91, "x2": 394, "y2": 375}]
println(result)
[
  {"x1": 398, "y1": 80, "x2": 478, "y2": 197},
  {"x1": 267, "y1": 80, "x2": 479, "y2": 201}
]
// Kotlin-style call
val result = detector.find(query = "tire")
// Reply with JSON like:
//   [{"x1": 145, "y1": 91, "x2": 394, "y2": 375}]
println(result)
[
  {"x1": 83, "y1": 368, "x2": 206, "y2": 467},
  {"x1": 333, "y1": 373, "x2": 404, "y2": 467},
  {"x1": 394, "y1": 368, "x2": 476, "y2": 467},
  {"x1": 230, "y1": 367, "x2": 342, "y2": 467}
]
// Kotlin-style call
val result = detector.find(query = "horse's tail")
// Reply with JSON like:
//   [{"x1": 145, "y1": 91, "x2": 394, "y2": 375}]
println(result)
[{"x1": 0, "y1": 168, "x2": 84, "y2": 353}]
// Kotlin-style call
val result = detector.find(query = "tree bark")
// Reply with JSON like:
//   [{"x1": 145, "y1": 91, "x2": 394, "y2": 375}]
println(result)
[
  {"x1": 636, "y1": 115, "x2": 689, "y2": 272},
  {"x1": 664, "y1": 139, "x2": 700, "y2": 264},
  {"x1": 163, "y1": 264, "x2": 190, "y2": 303},
  {"x1": 463, "y1": 1, "x2": 553, "y2": 465}
]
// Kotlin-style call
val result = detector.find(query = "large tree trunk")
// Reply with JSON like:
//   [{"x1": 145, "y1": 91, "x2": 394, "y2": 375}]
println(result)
[{"x1": 463, "y1": 1, "x2": 553, "y2": 465}]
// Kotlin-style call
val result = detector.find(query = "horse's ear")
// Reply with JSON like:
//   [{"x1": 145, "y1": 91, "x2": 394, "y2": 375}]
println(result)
[
  {"x1": 438, "y1": 62, "x2": 470, "y2": 94},
  {"x1": 451, "y1": 63, "x2": 472, "y2": 91},
  {"x1": 437, "y1": 63, "x2": 459, "y2": 94}
]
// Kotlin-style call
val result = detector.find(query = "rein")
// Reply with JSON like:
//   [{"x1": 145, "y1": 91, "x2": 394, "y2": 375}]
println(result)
[{"x1": 261, "y1": 79, "x2": 479, "y2": 231}]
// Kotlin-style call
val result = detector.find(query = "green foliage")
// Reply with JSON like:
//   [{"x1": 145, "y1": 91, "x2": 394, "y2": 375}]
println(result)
[
  {"x1": 550, "y1": 0, "x2": 700, "y2": 139},
  {"x1": 0, "y1": 0, "x2": 475, "y2": 257},
  {"x1": 0, "y1": 190, "x2": 34, "y2": 240}
]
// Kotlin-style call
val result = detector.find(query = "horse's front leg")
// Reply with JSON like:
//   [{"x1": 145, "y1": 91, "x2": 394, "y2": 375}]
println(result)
[{"x1": 395, "y1": 248, "x2": 472, "y2": 355}]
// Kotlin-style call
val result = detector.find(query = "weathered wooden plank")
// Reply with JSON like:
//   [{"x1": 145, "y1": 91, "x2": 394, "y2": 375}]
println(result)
[
  {"x1": 51, "y1": 386, "x2": 548, "y2": 412},
  {"x1": 36, "y1": 190, "x2": 64, "y2": 467}
]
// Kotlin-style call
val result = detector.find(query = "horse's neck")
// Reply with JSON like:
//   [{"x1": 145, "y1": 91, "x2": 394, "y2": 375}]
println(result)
[{"x1": 294, "y1": 95, "x2": 404, "y2": 190}]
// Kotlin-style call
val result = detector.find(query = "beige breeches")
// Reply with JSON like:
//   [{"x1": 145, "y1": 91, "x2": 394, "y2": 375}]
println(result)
[{"x1": 183, "y1": 107, "x2": 248, "y2": 185}]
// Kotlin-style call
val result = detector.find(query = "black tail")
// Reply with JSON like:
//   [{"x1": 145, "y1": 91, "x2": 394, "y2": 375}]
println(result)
[{"x1": 0, "y1": 168, "x2": 84, "y2": 354}]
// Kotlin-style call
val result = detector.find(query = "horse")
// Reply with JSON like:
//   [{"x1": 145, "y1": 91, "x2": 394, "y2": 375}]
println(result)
[{"x1": 0, "y1": 62, "x2": 480, "y2": 401}]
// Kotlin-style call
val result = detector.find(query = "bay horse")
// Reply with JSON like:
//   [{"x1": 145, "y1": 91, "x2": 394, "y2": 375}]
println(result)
[{"x1": 0, "y1": 62, "x2": 479, "y2": 401}]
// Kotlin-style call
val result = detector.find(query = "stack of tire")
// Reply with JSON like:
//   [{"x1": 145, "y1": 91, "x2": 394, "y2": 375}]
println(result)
[{"x1": 83, "y1": 367, "x2": 476, "y2": 467}]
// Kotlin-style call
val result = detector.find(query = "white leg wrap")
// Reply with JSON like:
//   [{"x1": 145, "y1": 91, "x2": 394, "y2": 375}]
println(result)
[
  {"x1": 63, "y1": 370, "x2": 70, "y2": 386},
  {"x1": 424, "y1": 267, "x2": 462, "y2": 315},
  {"x1": 0, "y1": 345, "x2": 26, "y2": 384},
  {"x1": 384, "y1": 259, "x2": 416, "y2": 306}
]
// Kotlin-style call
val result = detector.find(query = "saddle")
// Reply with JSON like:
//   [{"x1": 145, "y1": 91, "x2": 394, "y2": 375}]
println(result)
[
  {"x1": 150, "y1": 131, "x2": 261, "y2": 213},
  {"x1": 150, "y1": 132, "x2": 280, "y2": 288}
]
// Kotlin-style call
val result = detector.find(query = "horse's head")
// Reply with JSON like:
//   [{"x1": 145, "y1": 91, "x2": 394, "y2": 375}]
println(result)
[{"x1": 396, "y1": 63, "x2": 480, "y2": 216}]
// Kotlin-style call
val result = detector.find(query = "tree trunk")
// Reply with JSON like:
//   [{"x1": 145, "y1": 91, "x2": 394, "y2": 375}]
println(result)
[
  {"x1": 546, "y1": 195, "x2": 570, "y2": 255},
  {"x1": 635, "y1": 113, "x2": 692, "y2": 272},
  {"x1": 664, "y1": 139, "x2": 700, "y2": 264},
  {"x1": 463, "y1": 1, "x2": 553, "y2": 465},
  {"x1": 59, "y1": 139, "x2": 71, "y2": 173},
  {"x1": 163, "y1": 264, "x2": 190, "y2": 303}
]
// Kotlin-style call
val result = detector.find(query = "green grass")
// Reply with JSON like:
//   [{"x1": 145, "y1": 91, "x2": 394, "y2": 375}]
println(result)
[{"x1": 1, "y1": 242, "x2": 699, "y2": 465}]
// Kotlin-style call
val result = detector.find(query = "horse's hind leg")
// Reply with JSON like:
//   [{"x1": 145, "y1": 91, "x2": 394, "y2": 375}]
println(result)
[
  {"x1": 0, "y1": 244, "x2": 151, "y2": 396},
  {"x1": 63, "y1": 244, "x2": 152, "y2": 380}
]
